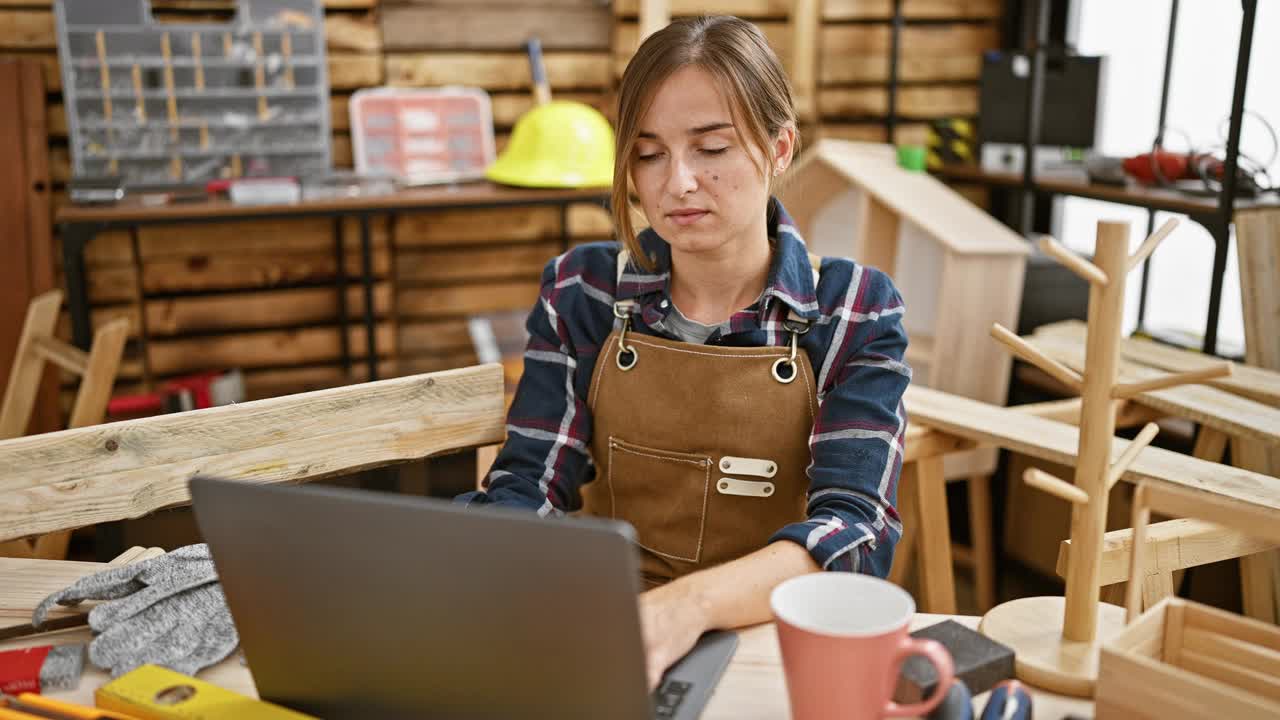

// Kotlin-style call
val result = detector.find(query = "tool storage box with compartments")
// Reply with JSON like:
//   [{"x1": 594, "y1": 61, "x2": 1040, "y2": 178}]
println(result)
[
  {"x1": 55, "y1": 0, "x2": 332, "y2": 186},
  {"x1": 350, "y1": 87, "x2": 496, "y2": 185},
  {"x1": 1096, "y1": 597, "x2": 1280, "y2": 720}
]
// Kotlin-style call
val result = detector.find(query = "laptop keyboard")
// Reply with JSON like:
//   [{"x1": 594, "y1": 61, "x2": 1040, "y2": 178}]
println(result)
[{"x1": 652, "y1": 679, "x2": 693, "y2": 718}]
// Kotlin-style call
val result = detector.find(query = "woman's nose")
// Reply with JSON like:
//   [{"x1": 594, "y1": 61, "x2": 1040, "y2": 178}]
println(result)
[{"x1": 665, "y1": 154, "x2": 698, "y2": 197}]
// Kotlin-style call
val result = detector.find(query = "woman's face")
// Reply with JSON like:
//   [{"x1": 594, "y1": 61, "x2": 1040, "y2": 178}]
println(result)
[{"x1": 630, "y1": 65, "x2": 792, "y2": 257}]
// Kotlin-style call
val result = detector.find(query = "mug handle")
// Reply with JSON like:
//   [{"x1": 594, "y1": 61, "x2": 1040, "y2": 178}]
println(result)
[{"x1": 882, "y1": 637, "x2": 955, "y2": 718}]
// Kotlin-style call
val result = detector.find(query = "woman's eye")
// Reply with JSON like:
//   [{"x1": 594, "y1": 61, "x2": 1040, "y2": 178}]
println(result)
[
  {"x1": 700, "y1": 147, "x2": 729, "y2": 156},
  {"x1": 636, "y1": 152, "x2": 663, "y2": 163}
]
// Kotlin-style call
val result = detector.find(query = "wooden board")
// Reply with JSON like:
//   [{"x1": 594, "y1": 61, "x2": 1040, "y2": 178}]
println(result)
[
  {"x1": 144, "y1": 284, "x2": 393, "y2": 336},
  {"x1": 0, "y1": 364, "x2": 505, "y2": 541},
  {"x1": 1026, "y1": 332, "x2": 1280, "y2": 446},
  {"x1": 1058, "y1": 518, "x2": 1279, "y2": 586},
  {"x1": 328, "y1": 51, "x2": 383, "y2": 89},
  {"x1": 614, "y1": 22, "x2": 996, "y2": 84},
  {"x1": 399, "y1": 280, "x2": 541, "y2": 319},
  {"x1": 904, "y1": 384, "x2": 1280, "y2": 513},
  {"x1": 381, "y1": 4, "x2": 611, "y2": 50},
  {"x1": 147, "y1": 322, "x2": 396, "y2": 375},
  {"x1": 1033, "y1": 320, "x2": 1280, "y2": 407},
  {"x1": 1237, "y1": 209, "x2": 1280, "y2": 371},
  {"x1": 0, "y1": 53, "x2": 59, "y2": 91},
  {"x1": 386, "y1": 51, "x2": 611, "y2": 90},
  {"x1": 324, "y1": 12, "x2": 381, "y2": 53},
  {"x1": 612, "y1": 0, "x2": 1003, "y2": 20},
  {"x1": 395, "y1": 205, "x2": 564, "y2": 247},
  {"x1": 241, "y1": 360, "x2": 398, "y2": 401},
  {"x1": 397, "y1": 242, "x2": 558, "y2": 285},
  {"x1": 399, "y1": 319, "x2": 477, "y2": 355},
  {"x1": 819, "y1": 86, "x2": 979, "y2": 119}
]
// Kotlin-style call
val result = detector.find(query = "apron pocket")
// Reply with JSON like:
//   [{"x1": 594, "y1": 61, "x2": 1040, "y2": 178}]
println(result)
[{"x1": 606, "y1": 437, "x2": 712, "y2": 564}]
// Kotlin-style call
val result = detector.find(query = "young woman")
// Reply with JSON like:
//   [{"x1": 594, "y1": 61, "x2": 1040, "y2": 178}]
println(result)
[{"x1": 459, "y1": 16, "x2": 910, "y2": 686}]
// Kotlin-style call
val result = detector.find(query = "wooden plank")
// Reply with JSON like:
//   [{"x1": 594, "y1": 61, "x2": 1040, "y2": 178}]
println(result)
[
  {"x1": 147, "y1": 322, "x2": 396, "y2": 375},
  {"x1": 395, "y1": 205, "x2": 563, "y2": 246},
  {"x1": 381, "y1": 5, "x2": 610, "y2": 50},
  {"x1": 333, "y1": 132, "x2": 352, "y2": 167},
  {"x1": 0, "y1": 364, "x2": 506, "y2": 541},
  {"x1": 0, "y1": 10, "x2": 54, "y2": 50},
  {"x1": 910, "y1": 454, "x2": 957, "y2": 613},
  {"x1": 612, "y1": 0, "x2": 1002, "y2": 19},
  {"x1": 328, "y1": 52, "x2": 382, "y2": 89},
  {"x1": 399, "y1": 350, "x2": 484, "y2": 376},
  {"x1": 386, "y1": 52, "x2": 611, "y2": 90},
  {"x1": 1057, "y1": 518, "x2": 1279, "y2": 586},
  {"x1": 614, "y1": 23, "x2": 995, "y2": 84},
  {"x1": 399, "y1": 319, "x2": 477, "y2": 355},
  {"x1": 1237, "y1": 209, "x2": 1280, "y2": 371},
  {"x1": 397, "y1": 242, "x2": 558, "y2": 285},
  {"x1": 820, "y1": 55, "x2": 984, "y2": 85},
  {"x1": 144, "y1": 283, "x2": 393, "y2": 336},
  {"x1": 330, "y1": 93, "x2": 350, "y2": 132},
  {"x1": 0, "y1": 52, "x2": 58, "y2": 91},
  {"x1": 904, "y1": 384, "x2": 1280, "y2": 513},
  {"x1": 819, "y1": 86, "x2": 979, "y2": 119},
  {"x1": 1026, "y1": 333, "x2": 1280, "y2": 447},
  {"x1": 568, "y1": 201, "x2": 613, "y2": 237},
  {"x1": 399, "y1": 280, "x2": 541, "y2": 319},
  {"x1": 135, "y1": 217, "x2": 388, "y2": 257},
  {"x1": 1033, "y1": 320, "x2": 1280, "y2": 407},
  {"x1": 240, "y1": 361, "x2": 398, "y2": 401},
  {"x1": 138, "y1": 247, "x2": 391, "y2": 294},
  {"x1": 324, "y1": 12, "x2": 381, "y2": 52},
  {"x1": 816, "y1": 122, "x2": 930, "y2": 145}
]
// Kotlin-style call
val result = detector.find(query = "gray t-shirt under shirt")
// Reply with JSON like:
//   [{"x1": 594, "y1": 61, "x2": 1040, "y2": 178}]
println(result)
[{"x1": 664, "y1": 302, "x2": 731, "y2": 344}]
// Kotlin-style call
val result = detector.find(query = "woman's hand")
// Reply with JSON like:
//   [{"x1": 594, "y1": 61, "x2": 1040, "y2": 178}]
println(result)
[{"x1": 638, "y1": 580, "x2": 711, "y2": 690}]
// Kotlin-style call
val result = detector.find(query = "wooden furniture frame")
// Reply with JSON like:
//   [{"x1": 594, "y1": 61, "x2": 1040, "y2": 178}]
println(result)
[
  {"x1": 0, "y1": 364, "x2": 505, "y2": 545},
  {"x1": 0, "y1": 290, "x2": 129, "y2": 559}
]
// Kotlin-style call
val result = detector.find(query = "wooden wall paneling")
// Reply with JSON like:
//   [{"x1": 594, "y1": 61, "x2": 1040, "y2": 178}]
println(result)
[
  {"x1": 146, "y1": 322, "x2": 396, "y2": 376},
  {"x1": 380, "y1": 3, "x2": 611, "y2": 51},
  {"x1": 385, "y1": 51, "x2": 611, "y2": 90},
  {"x1": 0, "y1": 59, "x2": 59, "y2": 435},
  {"x1": 612, "y1": 0, "x2": 1002, "y2": 20}
]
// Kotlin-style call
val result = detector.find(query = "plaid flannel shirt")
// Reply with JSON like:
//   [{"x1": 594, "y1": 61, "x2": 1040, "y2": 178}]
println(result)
[{"x1": 458, "y1": 199, "x2": 910, "y2": 576}]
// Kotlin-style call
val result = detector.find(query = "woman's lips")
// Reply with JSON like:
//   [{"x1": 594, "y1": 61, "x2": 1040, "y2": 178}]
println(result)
[{"x1": 667, "y1": 209, "x2": 709, "y2": 226}]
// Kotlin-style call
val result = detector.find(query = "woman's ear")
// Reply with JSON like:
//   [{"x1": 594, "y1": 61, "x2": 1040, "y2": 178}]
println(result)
[{"x1": 772, "y1": 124, "x2": 797, "y2": 174}]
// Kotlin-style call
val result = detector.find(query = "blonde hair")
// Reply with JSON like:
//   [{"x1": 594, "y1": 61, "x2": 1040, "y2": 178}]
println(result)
[{"x1": 612, "y1": 16, "x2": 798, "y2": 271}]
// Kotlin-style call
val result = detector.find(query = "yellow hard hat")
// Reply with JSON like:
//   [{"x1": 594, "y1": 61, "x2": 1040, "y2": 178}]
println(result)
[{"x1": 486, "y1": 100, "x2": 615, "y2": 189}]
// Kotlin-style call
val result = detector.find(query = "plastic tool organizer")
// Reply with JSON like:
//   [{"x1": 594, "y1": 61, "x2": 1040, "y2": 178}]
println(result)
[
  {"x1": 350, "y1": 87, "x2": 496, "y2": 185},
  {"x1": 55, "y1": 0, "x2": 332, "y2": 186}
]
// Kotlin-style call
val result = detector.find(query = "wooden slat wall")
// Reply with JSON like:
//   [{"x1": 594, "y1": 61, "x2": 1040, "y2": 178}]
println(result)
[
  {"x1": 7, "y1": 0, "x2": 1000, "y2": 413},
  {"x1": 612, "y1": 0, "x2": 1001, "y2": 145}
]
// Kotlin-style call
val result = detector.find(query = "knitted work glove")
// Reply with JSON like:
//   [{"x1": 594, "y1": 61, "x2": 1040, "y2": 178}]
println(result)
[{"x1": 32, "y1": 544, "x2": 239, "y2": 677}]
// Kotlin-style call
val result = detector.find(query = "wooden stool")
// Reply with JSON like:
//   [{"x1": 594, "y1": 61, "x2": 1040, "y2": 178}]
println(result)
[{"x1": 0, "y1": 289, "x2": 128, "y2": 559}]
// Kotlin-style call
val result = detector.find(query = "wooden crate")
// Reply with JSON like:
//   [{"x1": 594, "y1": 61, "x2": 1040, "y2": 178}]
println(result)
[{"x1": 1096, "y1": 597, "x2": 1280, "y2": 720}]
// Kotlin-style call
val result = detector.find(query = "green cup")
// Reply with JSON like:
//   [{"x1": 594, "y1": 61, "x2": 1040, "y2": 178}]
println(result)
[{"x1": 896, "y1": 144, "x2": 927, "y2": 172}]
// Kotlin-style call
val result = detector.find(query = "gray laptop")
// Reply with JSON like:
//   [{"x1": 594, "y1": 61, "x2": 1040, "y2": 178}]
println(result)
[{"x1": 189, "y1": 476, "x2": 738, "y2": 720}]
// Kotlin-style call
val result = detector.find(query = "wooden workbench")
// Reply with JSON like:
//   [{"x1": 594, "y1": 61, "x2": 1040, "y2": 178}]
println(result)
[{"x1": 0, "y1": 557, "x2": 1090, "y2": 718}]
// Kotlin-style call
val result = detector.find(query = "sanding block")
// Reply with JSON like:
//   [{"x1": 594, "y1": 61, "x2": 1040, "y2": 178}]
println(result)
[
  {"x1": 893, "y1": 620, "x2": 1014, "y2": 704},
  {"x1": 95, "y1": 665, "x2": 316, "y2": 720}
]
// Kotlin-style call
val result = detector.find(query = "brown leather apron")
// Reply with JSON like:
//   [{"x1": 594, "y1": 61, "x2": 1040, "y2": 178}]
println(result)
[{"x1": 580, "y1": 251, "x2": 820, "y2": 586}]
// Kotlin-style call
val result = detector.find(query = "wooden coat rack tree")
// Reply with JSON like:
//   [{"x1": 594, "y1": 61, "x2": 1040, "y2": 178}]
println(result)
[{"x1": 979, "y1": 218, "x2": 1233, "y2": 696}]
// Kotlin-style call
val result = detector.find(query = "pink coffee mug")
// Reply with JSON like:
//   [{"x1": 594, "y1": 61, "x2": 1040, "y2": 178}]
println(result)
[{"x1": 771, "y1": 573, "x2": 955, "y2": 720}]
